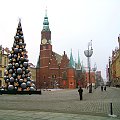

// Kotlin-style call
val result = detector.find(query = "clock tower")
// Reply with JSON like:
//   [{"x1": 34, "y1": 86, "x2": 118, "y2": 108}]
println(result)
[
  {"x1": 36, "y1": 10, "x2": 76, "y2": 89},
  {"x1": 41, "y1": 9, "x2": 51, "y2": 45},
  {"x1": 38, "y1": 10, "x2": 52, "y2": 88},
  {"x1": 40, "y1": 10, "x2": 52, "y2": 67}
]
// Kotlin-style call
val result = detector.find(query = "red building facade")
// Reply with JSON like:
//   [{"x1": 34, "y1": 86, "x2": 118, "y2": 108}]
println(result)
[{"x1": 36, "y1": 12, "x2": 77, "y2": 89}]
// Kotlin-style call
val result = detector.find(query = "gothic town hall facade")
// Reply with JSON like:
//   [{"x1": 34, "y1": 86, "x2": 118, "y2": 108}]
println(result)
[{"x1": 36, "y1": 13, "x2": 85, "y2": 89}]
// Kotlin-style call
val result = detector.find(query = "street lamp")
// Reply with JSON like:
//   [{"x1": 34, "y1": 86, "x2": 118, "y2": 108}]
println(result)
[
  {"x1": 84, "y1": 40, "x2": 93, "y2": 93},
  {"x1": 92, "y1": 63, "x2": 97, "y2": 88},
  {"x1": 108, "y1": 57, "x2": 111, "y2": 87}
]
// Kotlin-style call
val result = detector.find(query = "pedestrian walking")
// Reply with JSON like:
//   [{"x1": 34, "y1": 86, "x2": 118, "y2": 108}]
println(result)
[
  {"x1": 104, "y1": 86, "x2": 106, "y2": 91},
  {"x1": 101, "y1": 86, "x2": 103, "y2": 91},
  {"x1": 78, "y1": 87, "x2": 83, "y2": 100}
]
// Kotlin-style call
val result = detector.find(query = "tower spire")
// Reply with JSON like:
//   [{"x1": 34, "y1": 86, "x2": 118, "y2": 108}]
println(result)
[
  {"x1": 76, "y1": 50, "x2": 81, "y2": 70},
  {"x1": 78, "y1": 50, "x2": 81, "y2": 65},
  {"x1": 43, "y1": 7, "x2": 50, "y2": 31},
  {"x1": 45, "y1": 6, "x2": 47, "y2": 17},
  {"x1": 69, "y1": 49, "x2": 75, "y2": 68}
]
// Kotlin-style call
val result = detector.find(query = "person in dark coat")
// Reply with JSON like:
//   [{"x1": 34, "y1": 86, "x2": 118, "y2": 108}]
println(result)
[
  {"x1": 78, "y1": 87, "x2": 83, "y2": 100},
  {"x1": 104, "y1": 86, "x2": 106, "y2": 91},
  {"x1": 101, "y1": 86, "x2": 103, "y2": 91}
]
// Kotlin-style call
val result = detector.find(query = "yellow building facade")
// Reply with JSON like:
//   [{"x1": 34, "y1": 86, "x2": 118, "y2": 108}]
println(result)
[
  {"x1": 28, "y1": 63, "x2": 36, "y2": 82},
  {"x1": 111, "y1": 35, "x2": 120, "y2": 86},
  {"x1": 0, "y1": 46, "x2": 9, "y2": 87}
]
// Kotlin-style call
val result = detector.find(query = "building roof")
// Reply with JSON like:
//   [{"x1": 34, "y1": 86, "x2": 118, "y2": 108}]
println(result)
[
  {"x1": 69, "y1": 49, "x2": 75, "y2": 68},
  {"x1": 36, "y1": 56, "x2": 40, "y2": 68},
  {"x1": 29, "y1": 63, "x2": 36, "y2": 68},
  {"x1": 0, "y1": 45, "x2": 10, "y2": 55},
  {"x1": 54, "y1": 52, "x2": 62, "y2": 64}
]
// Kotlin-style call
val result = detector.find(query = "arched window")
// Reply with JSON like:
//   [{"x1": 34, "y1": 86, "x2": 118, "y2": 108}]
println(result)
[{"x1": 52, "y1": 75, "x2": 56, "y2": 78}]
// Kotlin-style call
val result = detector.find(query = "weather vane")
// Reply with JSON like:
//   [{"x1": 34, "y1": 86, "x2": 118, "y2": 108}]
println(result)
[{"x1": 45, "y1": 6, "x2": 48, "y2": 16}]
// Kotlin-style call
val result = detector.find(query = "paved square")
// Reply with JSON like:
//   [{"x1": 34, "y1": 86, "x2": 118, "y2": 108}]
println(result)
[{"x1": 0, "y1": 87, "x2": 120, "y2": 119}]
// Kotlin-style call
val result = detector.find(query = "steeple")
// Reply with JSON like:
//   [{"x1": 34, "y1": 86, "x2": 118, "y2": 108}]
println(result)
[
  {"x1": 43, "y1": 8, "x2": 50, "y2": 31},
  {"x1": 41, "y1": 8, "x2": 51, "y2": 43},
  {"x1": 76, "y1": 50, "x2": 81, "y2": 70},
  {"x1": 78, "y1": 51, "x2": 80, "y2": 65},
  {"x1": 69, "y1": 49, "x2": 75, "y2": 68}
]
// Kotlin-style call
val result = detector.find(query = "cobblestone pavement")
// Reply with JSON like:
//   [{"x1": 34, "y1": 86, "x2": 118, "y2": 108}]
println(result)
[
  {"x1": 0, "y1": 86, "x2": 120, "y2": 120},
  {"x1": 0, "y1": 110, "x2": 119, "y2": 120}
]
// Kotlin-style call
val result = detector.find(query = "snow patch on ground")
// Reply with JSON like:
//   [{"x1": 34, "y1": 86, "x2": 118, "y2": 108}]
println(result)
[{"x1": 42, "y1": 89, "x2": 64, "y2": 91}]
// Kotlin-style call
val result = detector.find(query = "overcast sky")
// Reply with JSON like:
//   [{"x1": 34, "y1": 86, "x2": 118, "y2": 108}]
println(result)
[{"x1": 0, "y1": 0, "x2": 120, "y2": 79}]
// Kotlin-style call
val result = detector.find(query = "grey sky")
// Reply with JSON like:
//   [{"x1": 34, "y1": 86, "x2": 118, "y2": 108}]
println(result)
[{"x1": 0, "y1": 0, "x2": 120, "y2": 79}]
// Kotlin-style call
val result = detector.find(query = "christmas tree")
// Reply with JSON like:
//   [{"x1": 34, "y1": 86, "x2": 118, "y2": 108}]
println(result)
[{"x1": 4, "y1": 19, "x2": 36, "y2": 92}]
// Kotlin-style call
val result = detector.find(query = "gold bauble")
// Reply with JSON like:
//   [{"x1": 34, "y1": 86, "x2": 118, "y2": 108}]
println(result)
[
  {"x1": 18, "y1": 87, "x2": 22, "y2": 91},
  {"x1": 23, "y1": 78, "x2": 27, "y2": 82},
  {"x1": 16, "y1": 45, "x2": 19, "y2": 48},
  {"x1": 17, "y1": 75, "x2": 21, "y2": 79},
  {"x1": 8, "y1": 74, "x2": 12, "y2": 78}
]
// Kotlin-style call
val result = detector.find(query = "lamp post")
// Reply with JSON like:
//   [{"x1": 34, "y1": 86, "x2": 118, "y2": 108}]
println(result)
[
  {"x1": 92, "y1": 63, "x2": 97, "y2": 88},
  {"x1": 108, "y1": 57, "x2": 111, "y2": 87},
  {"x1": 84, "y1": 40, "x2": 93, "y2": 93}
]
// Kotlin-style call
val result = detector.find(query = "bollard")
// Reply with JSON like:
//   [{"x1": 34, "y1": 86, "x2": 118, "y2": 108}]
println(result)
[
  {"x1": 110, "y1": 102, "x2": 113, "y2": 115},
  {"x1": 108, "y1": 102, "x2": 117, "y2": 117}
]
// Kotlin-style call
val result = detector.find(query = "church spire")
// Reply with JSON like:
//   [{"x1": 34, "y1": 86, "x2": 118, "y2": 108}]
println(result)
[
  {"x1": 76, "y1": 50, "x2": 81, "y2": 70},
  {"x1": 69, "y1": 49, "x2": 75, "y2": 68},
  {"x1": 78, "y1": 50, "x2": 81, "y2": 65},
  {"x1": 43, "y1": 8, "x2": 50, "y2": 31}
]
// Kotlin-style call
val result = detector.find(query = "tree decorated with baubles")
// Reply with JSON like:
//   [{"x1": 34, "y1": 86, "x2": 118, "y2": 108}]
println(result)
[{"x1": 4, "y1": 19, "x2": 36, "y2": 91}]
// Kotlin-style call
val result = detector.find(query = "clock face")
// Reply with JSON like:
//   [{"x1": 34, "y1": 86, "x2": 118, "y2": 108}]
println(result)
[{"x1": 42, "y1": 39, "x2": 47, "y2": 44}]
